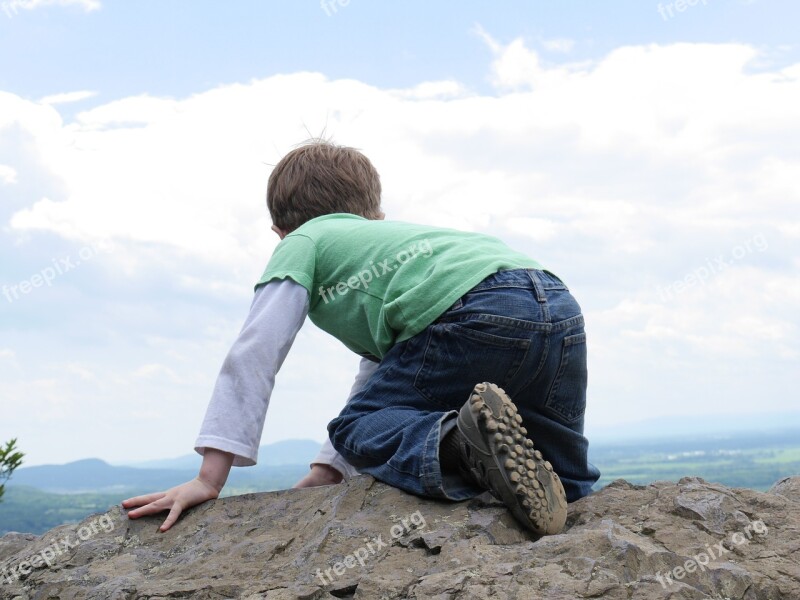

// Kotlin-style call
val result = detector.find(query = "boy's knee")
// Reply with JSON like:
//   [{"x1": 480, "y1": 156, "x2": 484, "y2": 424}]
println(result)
[
  {"x1": 327, "y1": 417, "x2": 357, "y2": 459},
  {"x1": 327, "y1": 417, "x2": 383, "y2": 470}
]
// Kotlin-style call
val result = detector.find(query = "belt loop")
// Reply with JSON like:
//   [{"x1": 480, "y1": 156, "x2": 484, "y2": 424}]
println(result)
[{"x1": 526, "y1": 269, "x2": 546, "y2": 303}]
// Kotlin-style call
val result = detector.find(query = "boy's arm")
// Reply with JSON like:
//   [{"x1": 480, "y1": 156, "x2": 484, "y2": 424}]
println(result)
[
  {"x1": 123, "y1": 278, "x2": 309, "y2": 530},
  {"x1": 294, "y1": 357, "x2": 379, "y2": 487},
  {"x1": 193, "y1": 278, "x2": 309, "y2": 465}
]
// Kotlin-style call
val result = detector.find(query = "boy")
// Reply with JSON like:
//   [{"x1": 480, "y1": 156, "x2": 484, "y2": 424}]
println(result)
[{"x1": 123, "y1": 141, "x2": 600, "y2": 536}]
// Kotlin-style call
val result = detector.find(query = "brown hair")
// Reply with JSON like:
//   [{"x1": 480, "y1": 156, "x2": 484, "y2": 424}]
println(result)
[{"x1": 267, "y1": 140, "x2": 382, "y2": 232}]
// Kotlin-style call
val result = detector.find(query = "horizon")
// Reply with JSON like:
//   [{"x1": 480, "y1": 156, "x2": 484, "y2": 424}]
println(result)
[{"x1": 12, "y1": 412, "x2": 800, "y2": 469}]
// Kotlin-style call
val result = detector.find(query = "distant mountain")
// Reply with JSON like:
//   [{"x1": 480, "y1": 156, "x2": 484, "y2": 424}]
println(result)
[
  {"x1": 8, "y1": 459, "x2": 195, "y2": 494},
  {"x1": 123, "y1": 440, "x2": 322, "y2": 469},
  {"x1": 123, "y1": 439, "x2": 322, "y2": 469},
  {"x1": 8, "y1": 440, "x2": 323, "y2": 494},
  {"x1": 586, "y1": 411, "x2": 800, "y2": 443}
]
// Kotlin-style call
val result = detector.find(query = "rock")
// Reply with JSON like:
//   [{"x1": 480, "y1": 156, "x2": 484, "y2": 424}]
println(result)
[
  {"x1": 768, "y1": 476, "x2": 800, "y2": 501},
  {"x1": 0, "y1": 475, "x2": 798, "y2": 599}
]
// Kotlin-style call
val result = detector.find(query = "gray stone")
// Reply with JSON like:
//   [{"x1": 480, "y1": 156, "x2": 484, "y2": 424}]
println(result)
[{"x1": 0, "y1": 475, "x2": 798, "y2": 599}]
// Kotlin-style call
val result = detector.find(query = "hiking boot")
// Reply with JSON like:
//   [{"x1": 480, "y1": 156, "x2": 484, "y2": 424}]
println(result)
[{"x1": 454, "y1": 382, "x2": 568, "y2": 535}]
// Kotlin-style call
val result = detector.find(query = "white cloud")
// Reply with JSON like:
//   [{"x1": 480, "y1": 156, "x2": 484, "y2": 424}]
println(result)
[
  {"x1": 475, "y1": 27, "x2": 588, "y2": 91},
  {"x1": 1, "y1": 37, "x2": 799, "y2": 462},
  {"x1": 133, "y1": 363, "x2": 182, "y2": 382},
  {"x1": 541, "y1": 38, "x2": 575, "y2": 53},
  {"x1": 0, "y1": 164, "x2": 16, "y2": 184},
  {"x1": 505, "y1": 217, "x2": 559, "y2": 243},
  {"x1": 64, "y1": 363, "x2": 97, "y2": 381},
  {"x1": 38, "y1": 90, "x2": 97, "y2": 105},
  {"x1": 6, "y1": 0, "x2": 100, "y2": 13},
  {"x1": 390, "y1": 80, "x2": 467, "y2": 100}
]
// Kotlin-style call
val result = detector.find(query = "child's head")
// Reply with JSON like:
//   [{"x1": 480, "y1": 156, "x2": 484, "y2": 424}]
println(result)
[{"x1": 267, "y1": 140, "x2": 382, "y2": 233}]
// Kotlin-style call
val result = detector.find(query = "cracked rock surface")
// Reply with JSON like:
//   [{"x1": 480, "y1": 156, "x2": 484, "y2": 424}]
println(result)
[{"x1": 0, "y1": 475, "x2": 798, "y2": 599}]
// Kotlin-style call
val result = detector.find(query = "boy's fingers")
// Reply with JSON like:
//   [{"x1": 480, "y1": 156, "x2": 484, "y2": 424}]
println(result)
[
  {"x1": 122, "y1": 492, "x2": 167, "y2": 508},
  {"x1": 125, "y1": 497, "x2": 172, "y2": 519},
  {"x1": 159, "y1": 505, "x2": 183, "y2": 532}
]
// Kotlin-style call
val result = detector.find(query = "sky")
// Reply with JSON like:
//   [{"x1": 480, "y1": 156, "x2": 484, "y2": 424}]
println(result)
[{"x1": 1, "y1": 0, "x2": 799, "y2": 467}]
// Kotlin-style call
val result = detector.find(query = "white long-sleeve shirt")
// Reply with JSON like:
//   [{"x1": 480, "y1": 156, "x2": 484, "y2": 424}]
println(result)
[{"x1": 194, "y1": 279, "x2": 375, "y2": 478}]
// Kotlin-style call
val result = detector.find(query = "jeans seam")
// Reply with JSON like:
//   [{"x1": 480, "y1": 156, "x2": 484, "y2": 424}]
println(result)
[
  {"x1": 420, "y1": 411, "x2": 456, "y2": 496},
  {"x1": 437, "y1": 314, "x2": 553, "y2": 332},
  {"x1": 550, "y1": 314, "x2": 585, "y2": 332},
  {"x1": 412, "y1": 327, "x2": 435, "y2": 402},
  {"x1": 544, "y1": 337, "x2": 587, "y2": 424},
  {"x1": 525, "y1": 335, "x2": 550, "y2": 390}
]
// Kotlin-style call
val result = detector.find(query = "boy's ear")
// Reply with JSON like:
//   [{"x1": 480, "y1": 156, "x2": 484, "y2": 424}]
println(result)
[{"x1": 271, "y1": 225, "x2": 288, "y2": 240}]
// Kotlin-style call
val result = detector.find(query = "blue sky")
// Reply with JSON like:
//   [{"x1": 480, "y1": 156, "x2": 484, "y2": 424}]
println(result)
[
  {"x1": 3, "y1": 1, "x2": 799, "y2": 102},
  {"x1": 1, "y1": 0, "x2": 799, "y2": 467}
]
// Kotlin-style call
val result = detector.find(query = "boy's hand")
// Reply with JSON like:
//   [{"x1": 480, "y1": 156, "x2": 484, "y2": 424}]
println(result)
[
  {"x1": 122, "y1": 477, "x2": 220, "y2": 532},
  {"x1": 292, "y1": 463, "x2": 343, "y2": 488},
  {"x1": 122, "y1": 447, "x2": 234, "y2": 532}
]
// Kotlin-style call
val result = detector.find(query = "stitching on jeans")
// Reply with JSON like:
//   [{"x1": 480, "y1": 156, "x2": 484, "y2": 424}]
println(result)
[
  {"x1": 437, "y1": 313, "x2": 553, "y2": 332},
  {"x1": 525, "y1": 334, "x2": 551, "y2": 389},
  {"x1": 543, "y1": 332, "x2": 587, "y2": 423},
  {"x1": 550, "y1": 314, "x2": 585, "y2": 333},
  {"x1": 413, "y1": 322, "x2": 531, "y2": 406}
]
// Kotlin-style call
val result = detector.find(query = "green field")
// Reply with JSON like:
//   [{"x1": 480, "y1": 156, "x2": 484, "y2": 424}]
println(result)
[
  {"x1": 591, "y1": 428, "x2": 800, "y2": 491},
  {"x1": 0, "y1": 488, "x2": 125, "y2": 536}
]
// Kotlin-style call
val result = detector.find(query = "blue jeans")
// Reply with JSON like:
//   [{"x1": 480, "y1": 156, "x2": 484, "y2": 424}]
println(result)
[{"x1": 328, "y1": 269, "x2": 601, "y2": 502}]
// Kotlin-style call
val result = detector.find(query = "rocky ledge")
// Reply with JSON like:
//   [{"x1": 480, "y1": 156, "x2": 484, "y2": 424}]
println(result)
[{"x1": 0, "y1": 475, "x2": 798, "y2": 599}]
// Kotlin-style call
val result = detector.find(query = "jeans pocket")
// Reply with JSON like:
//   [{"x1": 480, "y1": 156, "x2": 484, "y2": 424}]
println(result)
[
  {"x1": 543, "y1": 332, "x2": 587, "y2": 424},
  {"x1": 414, "y1": 321, "x2": 530, "y2": 410}
]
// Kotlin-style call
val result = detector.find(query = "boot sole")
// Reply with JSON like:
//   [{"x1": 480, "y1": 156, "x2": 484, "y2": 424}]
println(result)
[{"x1": 456, "y1": 382, "x2": 568, "y2": 535}]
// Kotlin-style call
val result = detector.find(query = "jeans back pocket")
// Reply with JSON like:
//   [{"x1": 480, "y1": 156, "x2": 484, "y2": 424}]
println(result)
[
  {"x1": 414, "y1": 321, "x2": 531, "y2": 410},
  {"x1": 543, "y1": 331, "x2": 587, "y2": 424}
]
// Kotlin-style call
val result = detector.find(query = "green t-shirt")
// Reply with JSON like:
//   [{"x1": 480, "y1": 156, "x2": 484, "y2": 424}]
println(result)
[{"x1": 256, "y1": 214, "x2": 543, "y2": 359}]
